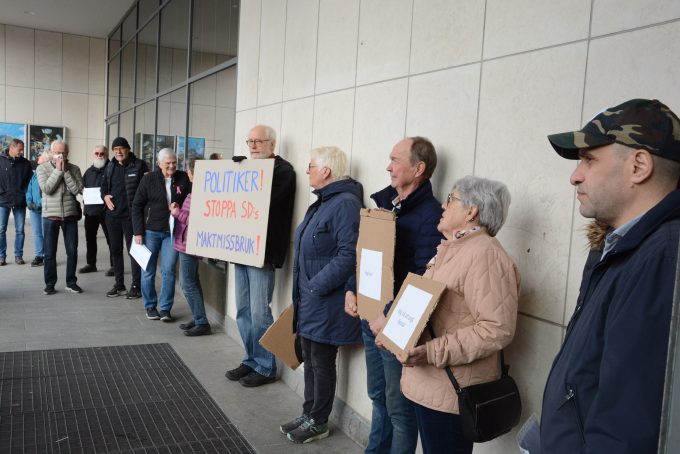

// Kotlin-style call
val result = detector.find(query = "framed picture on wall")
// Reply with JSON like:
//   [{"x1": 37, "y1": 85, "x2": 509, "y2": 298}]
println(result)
[
  {"x1": 176, "y1": 136, "x2": 206, "y2": 170},
  {"x1": 0, "y1": 122, "x2": 28, "y2": 154},
  {"x1": 29, "y1": 125, "x2": 66, "y2": 163},
  {"x1": 136, "y1": 133, "x2": 176, "y2": 171}
]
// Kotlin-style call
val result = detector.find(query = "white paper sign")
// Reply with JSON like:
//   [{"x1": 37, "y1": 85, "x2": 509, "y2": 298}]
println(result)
[
  {"x1": 358, "y1": 248, "x2": 383, "y2": 300},
  {"x1": 130, "y1": 242, "x2": 152, "y2": 271},
  {"x1": 381, "y1": 284, "x2": 432, "y2": 350},
  {"x1": 83, "y1": 187, "x2": 104, "y2": 205}
]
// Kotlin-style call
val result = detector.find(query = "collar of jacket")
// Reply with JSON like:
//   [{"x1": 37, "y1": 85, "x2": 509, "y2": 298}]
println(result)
[
  {"x1": 371, "y1": 179, "x2": 435, "y2": 212},
  {"x1": 312, "y1": 177, "x2": 362, "y2": 202}
]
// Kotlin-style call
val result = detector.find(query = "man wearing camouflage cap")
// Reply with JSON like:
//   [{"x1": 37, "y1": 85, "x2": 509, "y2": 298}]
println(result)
[{"x1": 540, "y1": 99, "x2": 680, "y2": 453}]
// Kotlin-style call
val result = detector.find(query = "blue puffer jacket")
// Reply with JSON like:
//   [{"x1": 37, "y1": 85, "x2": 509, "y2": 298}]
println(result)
[
  {"x1": 25, "y1": 173, "x2": 42, "y2": 212},
  {"x1": 292, "y1": 178, "x2": 363, "y2": 346},
  {"x1": 540, "y1": 189, "x2": 680, "y2": 454}
]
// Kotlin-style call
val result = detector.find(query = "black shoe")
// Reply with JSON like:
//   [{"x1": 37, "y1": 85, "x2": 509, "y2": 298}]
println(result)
[
  {"x1": 146, "y1": 308, "x2": 160, "y2": 320},
  {"x1": 184, "y1": 324, "x2": 211, "y2": 336},
  {"x1": 179, "y1": 321, "x2": 196, "y2": 331},
  {"x1": 126, "y1": 285, "x2": 141, "y2": 299},
  {"x1": 106, "y1": 285, "x2": 127, "y2": 297},
  {"x1": 104, "y1": 267, "x2": 115, "y2": 277},
  {"x1": 0, "y1": 257, "x2": 5, "y2": 266},
  {"x1": 15, "y1": 256, "x2": 25, "y2": 265},
  {"x1": 79, "y1": 264, "x2": 97, "y2": 273},
  {"x1": 280, "y1": 414, "x2": 309, "y2": 435},
  {"x1": 239, "y1": 371, "x2": 276, "y2": 387},
  {"x1": 43, "y1": 285, "x2": 56, "y2": 295},
  {"x1": 31, "y1": 256, "x2": 43, "y2": 267},
  {"x1": 287, "y1": 418, "x2": 329, "y2": 444},
  {"x1": 225, "y1": 364, "x2": 253, "y2": 381},
  {"x1": 65, "y1": 284, "x2": 83, "y2": 293},
  {"x1": 160, "y1": 310, "x2": 174, "y2": 322}
]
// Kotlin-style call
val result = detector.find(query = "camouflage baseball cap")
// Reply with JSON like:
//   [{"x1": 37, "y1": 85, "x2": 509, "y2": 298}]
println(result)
[{"x1": 548, "y1": 98, "x2": 680, "y2": 162}]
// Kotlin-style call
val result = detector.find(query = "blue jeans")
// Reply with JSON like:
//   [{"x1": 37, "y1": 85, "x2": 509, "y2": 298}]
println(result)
[
  {"x1": 43, "y1": 218, "x2": 78, "y2": 287},
  {"x1": 141, "y1": 230, "x2": 178, "y2": 311},
  {"x1": 29, "y1": 209, "x2": 43, "y2": 257},
  {"x1": 362, "y1": 321, "x2": 392, "y2": 454},
  {"x1": 0, "y1": 206, "x2": 26, "y2": 258},
  {"x1": 178, "y1": 252, "x2": 208, "y2": 325},
  {"x1": 234, "y1": 263, "x2": 276, "y2": 378},
  {"x1": 413, "y1": 403, "x2": 472, "y2": 454},
  {"x1": 379, "y1": 348, "x2": 418, "y2": 454}
]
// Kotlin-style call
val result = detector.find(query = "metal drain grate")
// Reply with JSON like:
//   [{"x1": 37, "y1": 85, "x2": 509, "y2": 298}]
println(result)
[{"x1": 0, "y1": 344, "x2": 255, "y2": 454}]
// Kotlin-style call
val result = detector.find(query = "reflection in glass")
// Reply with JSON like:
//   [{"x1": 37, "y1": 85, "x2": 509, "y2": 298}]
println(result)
[
  {"x1": 107, "y1": 119, "x2": 119, "y2": 147},
  {"x1": 107, "y1": 53, "x2": 120, "y2": 115},
  {"x1": 119, "y1": 110, "x2": 134, "y2": 152},
  {"x1": 109, "y1": 26, "x2": 122, "y2": 57},
  {"x1": 159, "y1": 0, "x2": 190, "y2": 93},
  {"x1": 157, "y1": 88, "x2": 187, "y2": 168},
  {"x1": 121, "y1": 5, "x2": 137, "y2": 44},
  {"x1": 135, "y1": 101, "x2": 159, "y2": 171},
  {"x1": 136, "y1": 16, "x2": 159, "y2": 102},
  {"x1": 120, "y1": 41, "x2": 136, "y2": 111},
  {"x1": 191, "y1": 0, "x2": 239, "y2": 76},
  {"x1": 138, "y1": 0, "x2": 160, "y2": 28}
]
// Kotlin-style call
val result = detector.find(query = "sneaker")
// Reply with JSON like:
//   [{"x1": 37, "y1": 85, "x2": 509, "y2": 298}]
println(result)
[
  {"x1": 65, "y1": 284, "x2": 83, "y2": 293},
  {"x1": 0, "y1": 257, "x2": 5, "y2": 266},
  {"x1": 79, "y1": 264, "x2": 97, "y2": 273},
  {"x1": 146, "y1": 308, "x2": 160, "y2": 320},
  {"x1": 15, "y1": 256, "x2": 25, "y2": 265},
  {"x1": 106, "y1": 286, "x2": 127, "y2": 297},
  {"x1": 126, "y1": 285, "x2": 141, "y2": 299},
  {"x1": 31, "y1": 256, "x2": 43, "y2": 267},
  {"x1": 287, "y1": 418, "x2": 329, "y2": 444},
  {"x1": 280, "y1": 414, "x2": 309, "y2": 435},
  {"x1": 159, "y1": 310, "x2": 174, "y2": 322},
  {"x1": 239, "y1": 371, "x2": 276, "y2": 387},
  {"x1": 104, "y1": 267, "x2": 115, "y2": 277},
  {"x1": 179, "y1": 321, "x2": 195, "y2": 331},
  {"x1": 43, "y1": 285, "x2": 56, "y2": 295},
  {"x1": 184, "y1": 324, "x2": 211, "y2": 336},
  {"x1": 225, "y1": 364, "x2": 253, "y2": 381}
]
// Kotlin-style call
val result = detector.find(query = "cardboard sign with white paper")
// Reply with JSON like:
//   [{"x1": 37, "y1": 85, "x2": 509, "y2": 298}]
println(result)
[{"x1": 358, "y1": 248, "x2": 383, "y2": 301}]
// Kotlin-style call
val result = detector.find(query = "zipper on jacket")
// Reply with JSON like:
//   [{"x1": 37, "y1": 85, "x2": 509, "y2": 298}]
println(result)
[{"x1": 559, "y1": 386, "x2": 586, "y2": 444}]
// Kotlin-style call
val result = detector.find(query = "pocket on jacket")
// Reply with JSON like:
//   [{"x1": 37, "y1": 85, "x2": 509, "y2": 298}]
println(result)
[
  {"x1": 558, "y1": 383, "x2": 586, "y2": 445},
  {"x1": 311, "y1": 222, "x2": 335, "y2": 255}
]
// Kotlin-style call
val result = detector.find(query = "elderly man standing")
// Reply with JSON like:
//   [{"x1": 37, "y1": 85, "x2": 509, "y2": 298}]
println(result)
[
  {"x1": 225, "y1": 125, "x2": 296, "y2": 387},
  {"x1": 132, "y1": 148, "x2": 190, "y2": 321},
  {"x1": 0, "y1": 139, "x2": 32, "y2": 266},
  {"x1": 100, "y1": 137, "x2": 148, "y2": 299},
  {"x1": 80, "y1": 145, "x2": 113, "y2": 275},
  {"x1": 37, "y1": 140, "x2": 84, "y2": 295},
  {"x1": 345, "y1": 137, "x2": 443, "y2": 454},
  {"x1": 541, "y1": 99, "x2": 680, "y2": 453}
]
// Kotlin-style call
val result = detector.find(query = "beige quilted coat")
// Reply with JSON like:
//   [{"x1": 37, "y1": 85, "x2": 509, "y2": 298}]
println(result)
[
  {"x1": 37, "y1": 161, "x2": 83, "y2": 219},
  {"x1": 401, "y1": 230, "x2": 520, "y2": 414}
]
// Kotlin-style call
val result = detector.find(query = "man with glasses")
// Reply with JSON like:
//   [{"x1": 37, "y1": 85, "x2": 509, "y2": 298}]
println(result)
[
  {"x1": 0, "y1": 139, "x2": 32, "y2": 266},
  {"x1": 225, "y1": 124, "x2": 296, "y2": 387},
  {"x1": 79, "y1": 145, "x2": 113, "y2": 276}
]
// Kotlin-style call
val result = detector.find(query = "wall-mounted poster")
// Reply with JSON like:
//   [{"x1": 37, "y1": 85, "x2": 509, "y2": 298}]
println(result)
[
  {"x1": 135, "y1": 133, "x2": 175, "y2": 171},
  {"x1": 0, "y1": 122, "x2": 28, "y2": 154},
  {"x1": 29, "y1": 125, "x2": 65, "y2": 163},
  {"x1": 176, "y1": 136, "x2": 206, "y2": 170}
]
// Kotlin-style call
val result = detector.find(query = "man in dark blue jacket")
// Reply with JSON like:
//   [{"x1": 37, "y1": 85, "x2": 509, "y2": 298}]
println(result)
[
  {"x1": 541, "y1": 99, "x2": 680, "y2": 453},
  {"x1": 0, "y1": 139, "x2": 32, "y2": 266}
]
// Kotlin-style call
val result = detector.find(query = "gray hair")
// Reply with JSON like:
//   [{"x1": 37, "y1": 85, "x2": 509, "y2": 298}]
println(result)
[
  {"x1": 157, "y1": 148, "x2": 177, "y2": 162},
  {"x1": 94, "y1": 145, "x2": 109, "y2": 155},
  {"x1": 50, "y1": 140, "x2": 69, "y2": 153},
  {"x1": 252, "y1": 124, "x2": 277, "y2": 144},
  {"x1": 311, "y1": 146, "x2": 348, "y2": 180},
  {"x1": 452, "y1": 175, "x2": 511, "y2": 237}
]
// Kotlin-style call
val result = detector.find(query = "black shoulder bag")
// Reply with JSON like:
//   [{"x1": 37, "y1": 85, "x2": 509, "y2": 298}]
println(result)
[{"x1": 428, "y1": 324, "x2": 522, "y2": 443}]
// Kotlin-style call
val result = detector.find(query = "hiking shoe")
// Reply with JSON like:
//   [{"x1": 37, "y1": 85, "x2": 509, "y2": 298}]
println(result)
[
  {"x1": 43, "y1": 285, "x2": 56, "y2": 295},
  {"x1": 159, "y1": 310, "x2": 173, "y2": 322},
  {"x1": 106, "y1": 286, "x2": 127, "y2": 297},
  {"x1": 15, "y1": 256, "x2": 25, "y2": 265},
  {"x1": 239, "y1": 371, "x2": 276, "y2": 387},
  {"x1": 184, "y1": 324, "x2": 211, "y2": 336},
  {"x1": 225, "y1": 364, "x2": 253, "y2": 381},
  {"x1": 287, "y1": 418, "x2": 329, "y2": 444},
  {"x1": 79, "y1": 264, "x2": 97, "y2": 273},
  {"x1": 104, "y1": 267, "x2": 115, "y2": 277},
  {"x1": 179, "y1": 321, "x2": 195, "y2": 331},
  {"x1": 0, "y1": 257, "x2": 5, "y2": 266},
  {"x1": 31, "y1": 256, "x2": 43, "y2": 267},
  {"x1": 126, "y1": 285, "x2": 141, "y2": 299},
  {"x1": 280, "y1": 414, "x2": 310, "y2": 435},
  {"x1": 65, "y1": 284, "x2": 83, "y2": 293},
  {"x1": 146, "y1": 308, "x2": 160, "y2": 320}
]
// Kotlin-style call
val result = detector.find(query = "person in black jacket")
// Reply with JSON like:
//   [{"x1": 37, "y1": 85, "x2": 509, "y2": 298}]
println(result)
[
  {"x1": 225, "y1": 124, "x2": 296, "y2": 388},
  {"x1": 79, "y1": 146, "x2": 113, "y2": 275},
  {"x1": 131, "y1": 148, "x2": 190, "y2": 322},
  {"x1": 100, "y1": 137, "x2": 148, "y2": 298},
  {"x1": 0, "y1": 139, "x2": 33, "y2": 266}
]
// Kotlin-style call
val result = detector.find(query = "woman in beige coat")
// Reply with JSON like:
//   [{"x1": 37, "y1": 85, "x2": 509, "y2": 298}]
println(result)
[{"x1": 397, "y1": 175, "x2": 520, "y2": 453}]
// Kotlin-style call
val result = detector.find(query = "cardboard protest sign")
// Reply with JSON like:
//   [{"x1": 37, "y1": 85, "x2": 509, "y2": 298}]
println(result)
[
  {"x1": 259, "y1": 305, "x2": 301, "y2": 370},
  {"x1": 356, "y1": 208, "x2": 396, "y2": 321},
  {"x1": 376, "y1": 272, "x2": 446, "y2": 358},
  {"x1": 185, "y1": 159, "x2": 274, "y2": 267}
]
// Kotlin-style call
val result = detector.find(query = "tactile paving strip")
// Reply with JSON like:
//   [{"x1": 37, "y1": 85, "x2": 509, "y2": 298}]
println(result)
[{"x1": 0, "y1": 344, "x2": 255, "y2": 454}]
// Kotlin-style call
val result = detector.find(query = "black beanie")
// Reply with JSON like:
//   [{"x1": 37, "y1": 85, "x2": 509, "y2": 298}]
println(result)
[{"x1": 111, "y1": 137, "x2": 131, "y2": 150}]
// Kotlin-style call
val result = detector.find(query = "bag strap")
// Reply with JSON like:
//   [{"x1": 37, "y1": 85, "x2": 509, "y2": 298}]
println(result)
[{"x1": 426, "y1": 322, "x2": 508, "y2": 396}]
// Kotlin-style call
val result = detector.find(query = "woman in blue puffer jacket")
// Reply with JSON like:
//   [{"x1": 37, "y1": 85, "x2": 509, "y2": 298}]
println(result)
[
  {"x1": 281, "y1": 146, "x2": 363, "y2": 444},
  {"x1": 25, "y1": 151, "x2": 51, "y2": 266}
]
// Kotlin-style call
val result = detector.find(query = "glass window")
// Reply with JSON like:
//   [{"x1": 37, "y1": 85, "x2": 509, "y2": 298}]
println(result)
[
  {"x1": 138, "y1": 0, "x2": 160, "y2": 27},
  {"x1": 136, "y1": 16, "x2": 158, "y2": 102},
  {"x1": 120, "y1": 41, "x2": 136, "y2": 111},
  {"x1": 134, "y1": 101, "x2": 158, "y2": 171},
  {"x1": 119, "y1": 110, "x2": 134, "y2": 152},
  {"x1": 159, "y1": 0, "x2": 190, "y2": 93},
  {"x1": 157, "y1": 87, "x2": 187, "y2": 168},
  {"x1": 191, "y1": 0, "x2": 239, "y2": 76},
  {"x1": 121, "y1": 5, "x2": 137, "y2": 44},
  {"x1": 107, "y1": 53, "x2": 120, "y2": 115},
  {"x1": 106, "y1": 117, "x2": 119, "y2": 147},
  {"x1": 109, "y1": 26, "x2": 122, "y2": 57}
]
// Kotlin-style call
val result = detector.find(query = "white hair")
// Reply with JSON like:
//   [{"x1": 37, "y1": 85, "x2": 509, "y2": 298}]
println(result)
[
  {"x1": 157, "y1": 148, "x2": 177, "y2": 162},
  {"x1": 252, "y1": 124, "x2": 277, "y2": 143},
  {"x1": 311, "y1": 146, "x2": 348, "y2": 180},
  {"x1": 452, "y1": 175, "x2": 511, "y2": 237}
]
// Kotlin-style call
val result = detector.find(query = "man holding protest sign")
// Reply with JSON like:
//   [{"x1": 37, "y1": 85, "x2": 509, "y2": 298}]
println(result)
[{"x1": 225, "y1": 125, "x2": 296, "y2": 387}]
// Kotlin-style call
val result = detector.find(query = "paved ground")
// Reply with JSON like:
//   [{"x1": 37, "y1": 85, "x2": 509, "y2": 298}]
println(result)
[{"x1": 0, "y1": 216, "x2": 363, "y2": 453}]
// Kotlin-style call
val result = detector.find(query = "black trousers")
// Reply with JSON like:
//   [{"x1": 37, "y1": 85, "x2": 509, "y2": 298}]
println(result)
[
  {"x1": 84, "y1": 214, "x2": 112, "y2": 267},
  {"x1": 105, "y1": 215, "x2": 140, "y2": 288},
  {"x1": 301, "y1": 336, "x2": 339, "y2": 424}
]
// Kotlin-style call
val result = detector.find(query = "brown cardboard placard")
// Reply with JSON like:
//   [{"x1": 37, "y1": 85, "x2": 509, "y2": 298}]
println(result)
[
  {"x1": 259, "y1": 304, "x2": 301, "y2": 370},
  {"x1": 356, "y1": 208, "x2": 396, "y2": 321},
  {"x1": 376, "y1": 273, "x2": 447, "y2": 358}
]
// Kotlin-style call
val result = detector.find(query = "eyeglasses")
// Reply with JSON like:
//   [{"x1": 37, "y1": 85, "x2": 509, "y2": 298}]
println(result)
[
  {"x1": 308, "y1": 164, "x2": 319, "y2": 170},
  {"x1": 94, "y1": 152, "x2": 106, "y2": 157},
  {"x1": 446, "y1": 193, "x2": 461, "y2": 205},
  {"x1": 245, "y1": 139, "x2": 270, "y2": 146}
]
